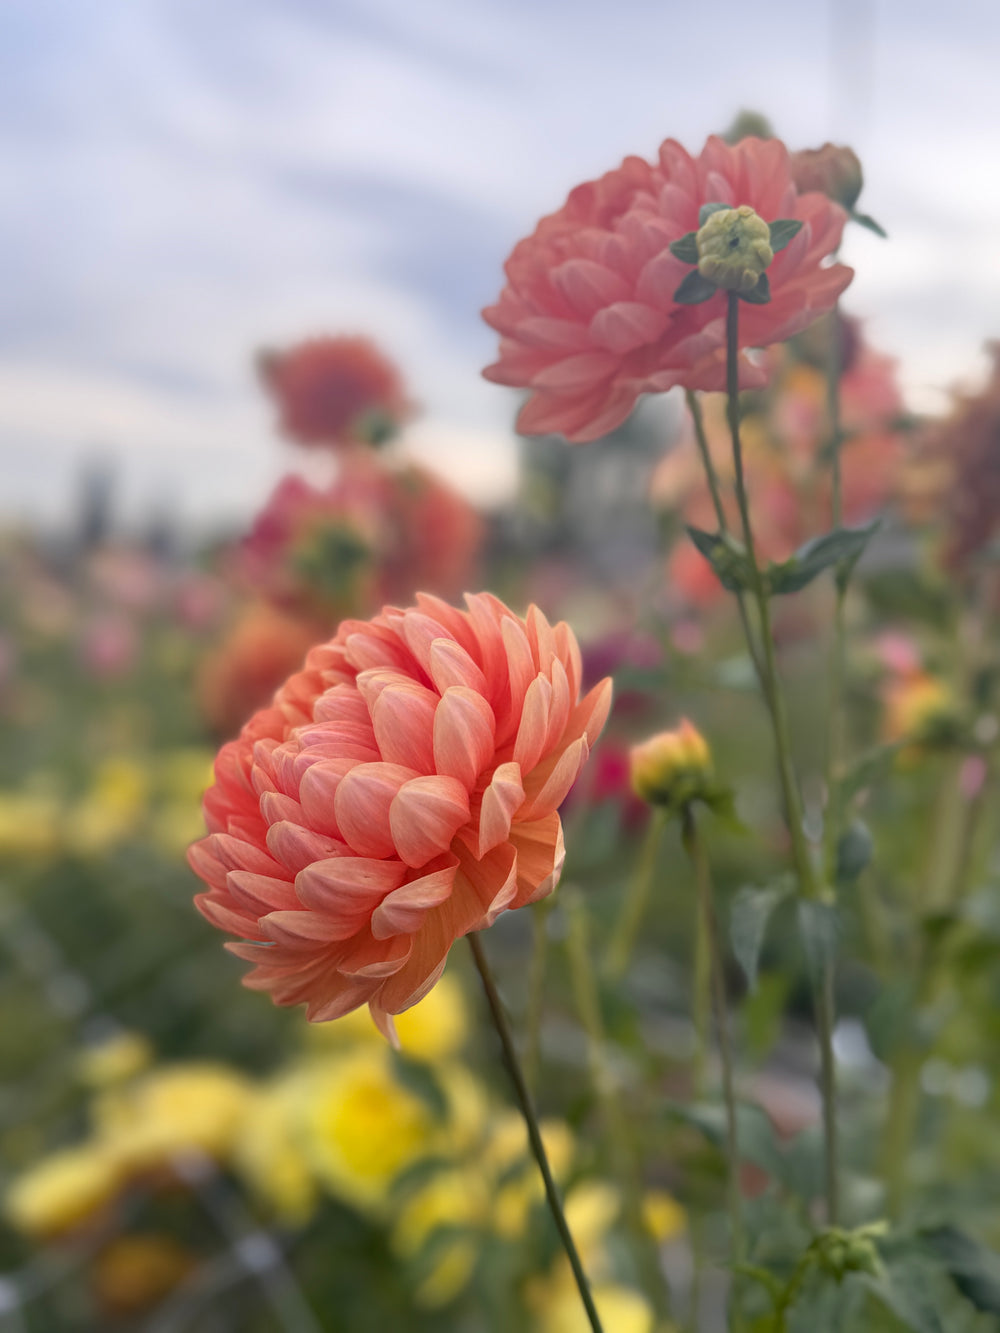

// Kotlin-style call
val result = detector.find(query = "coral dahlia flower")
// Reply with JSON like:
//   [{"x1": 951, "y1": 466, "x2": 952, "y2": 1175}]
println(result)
[
  {"x1": 259, "y1": 336, "x2": 412, "y2": 449},
  {"x1": 188, "y1": 594, "x2": 611, "y2": 1033},
  {"x1": 483, "y1": 136, "x2": 853, "y2": 442}
]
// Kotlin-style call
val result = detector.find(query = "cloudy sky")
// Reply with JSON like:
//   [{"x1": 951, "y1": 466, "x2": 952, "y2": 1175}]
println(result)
[{"x1": 3, "y1": 0, "x2": 1000, "y2": 532}]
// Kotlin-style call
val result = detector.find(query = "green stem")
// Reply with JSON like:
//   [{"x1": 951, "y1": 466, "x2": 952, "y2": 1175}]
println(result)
[
  {"x1": 724, "y1": 292, "x2": 839, "y2": 1224},
  {"x1": 604, "y1": 809, "x2": 668, "y2": 982},
  {"x1": 468, "y1": 932, "x2": 605, "y2": 1333},
  {"x1": 565, "y1": 893, "x2": 674, "y2": 1323},
  {"x1": 685, "y1": 389, "x2": 768, "y2": 692},
  {"x1": 822, "y1": 302, "x2": 848, "y2": 882},
  {"x1": 681, "y1": 806, "x2": 745, "y2": 1330}
]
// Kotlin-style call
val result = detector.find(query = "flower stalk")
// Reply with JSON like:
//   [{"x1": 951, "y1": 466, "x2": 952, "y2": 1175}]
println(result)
[{"x1": 468, "y1": 932, "x2": 605, "y2": 1333}]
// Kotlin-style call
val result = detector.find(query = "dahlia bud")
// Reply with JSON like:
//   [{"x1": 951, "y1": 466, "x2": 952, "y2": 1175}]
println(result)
[
  {"x1": 630, "y1": 720, "x2": 713, "y2": 810},
  {"x1": 696, "y1": 205, "x2": 773, "y2": 294},
  {"x1": 790, "y1": 144, "x2": 864, "y2": 210}
]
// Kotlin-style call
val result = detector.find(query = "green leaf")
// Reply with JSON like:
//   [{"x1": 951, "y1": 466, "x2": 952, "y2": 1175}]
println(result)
[
  {"x1": 669, "y1": 231, "x2": 699, "y2": 264},
  {"x1": 851, "y1": 210, "x2": 888, "y2": 238},
  {"x1": 838, "y1": 741, "x2": 905, "y2": 804},
  {"x1": 797, "y1": 900, "x2": 840, "y2": 980},
  {"x1": 861, "y1": 1259, "x2": 944, "y2": 1333},
  {"x1": 674, "y1": 269, "x2": 718, "y2": 304},
  {"x1": 922, "y1": 1225, "x2": 1000, "y2": 1314},
  {"x1": 699, "y1": 200, "x2": 730, "y2": 225},
  {"x1": 668, "y1": 1100, "x2": 784, "y2": 1180},
  {"x1": 835, "y1": 819, "x2": 873, "y2": 884},
  {"x1": 686, "y1": 525, "x2": 756, "y2": 593},
  {"x1": 389, "y1": 1050, "x2": 449, "y2": 1117},
  {"x1": 766, "y1": 520, "x2": 880, "y2": 595},
  {"x1": 769, "y1": 218, "x2": 804, "y2": 252},
  {"x1": 731, "y1": 881, "x2": 793, "y2": 991},
  {"x1": 738, "y1": 272, "x2": 771, "y2": 304}
]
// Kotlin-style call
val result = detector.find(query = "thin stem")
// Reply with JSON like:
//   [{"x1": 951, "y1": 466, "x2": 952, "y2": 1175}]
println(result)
[
  {"x1": 822, "y1": 303, "x2": 848, "y2": 882},
  {"x1": 565, "y1": 892, "x2": 674, "y2": 1323},
  {"x1": 685, "y1": 389, "x2": 768, "y2": 692},
  {"x1": 724, "y1": 292, "x2": 838, "y2": 1223},
  {"x1": 604, "y1": 809, "x2": 668, "y2": 982},
  {"x1": 468, "y1": 932, "x2": 604, "y2": 1333},
  {"x1": 682, "y1": 807, "x2": 746, "y2": 1311}
]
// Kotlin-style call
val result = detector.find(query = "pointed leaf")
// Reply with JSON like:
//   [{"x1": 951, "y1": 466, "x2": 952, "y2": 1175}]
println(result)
[
  {"x1": 686, "y1": 525, "x2": 755, "y2": 593},
  {"x1": 674, "y1": 269, "x2": 718, "y2": 304},
  {"x1": 851, "y1": 210, "x2": 888, "y2": 238},
  {"x1": 730, "y1": 881, "x2": 793, "y2": 991},
  {"x1": 738, "y1": 273, "x2": 771, "y2": 304},
  {"x1": 835, "y1": 819, "x2": 873, "y2": 884},
  {"x1": 860, "y1": 1259, "x2": 944, "y2": 1333},
  {"x1": 669, "y1": 232, "x2": 699, "y2": 264},
  {"x1": 768, "y1": 218, "x2": 804, "y2": 252},
  {"x1": 698, "y1": 201, "x2": 730, "y2": 225},
  {"x1": 766, "y1": 520, "x2": 880, "y2": 595},
  {"x1": 922, "y1": 1226, "x2": 1000, "y2": 1314}
]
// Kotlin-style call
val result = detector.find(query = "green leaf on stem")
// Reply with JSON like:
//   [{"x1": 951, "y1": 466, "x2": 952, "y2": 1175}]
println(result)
[
  {"x1": 835, "y1": 819, "x2": 874, "y2": 884},
  {"x1": 860, "y1": 1258, "x2": 944, "y2": 1333},
  {"x1": 674, "y1": 269, "x2": 718, "y2": 304},
  {"x1": 765, "y1": 520, "x2": 880, "y2": 595},
  {"x1": 768, "y1": 218, "x2": 803, "y2": 252},
  {"x1": 922, "y1": 1225, "x2": 1000, "y2": 1314},
  {"x1": 851, "y1": 210, "x2": 888, "y2": 238},
  {"x1": 730, "y1": 880, "x2": 794, "y2": 992},
  {"x1": 699, "y1": 200, "x2": 730, "y2": 225},
  {"x1": 797, "y1": 900, "x2": 840, "y2": 980},
  {"x1": 738, "y1": 272, "x2": 771, "y2": 304},
  {"x1": 838, "y1": 741, "x2": 906, "y2": 804},
  {"x1": 668, "y1": 1100, "x2": 784, "y2": 1179},
  {"x1": 669, "y1": 231, "x2": 699, "y2": 264},
  {"x1": 686, "y1": 525, "x2": 756, "y2": 592}
]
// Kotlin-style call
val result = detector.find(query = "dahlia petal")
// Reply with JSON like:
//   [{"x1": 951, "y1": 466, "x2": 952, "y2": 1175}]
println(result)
[
  {"x1": 227, "y1": 870, "x2": 299, "y2": 916},
  {"x1": 343, "y1": 627, "x2": 412, "y2": 674},
  {"x1": 525, "y1": 604, "x2": 557, "y2": 672},
  {"x1": 187, "y1": 839, "x2": 228, "y2": 892},
  {"x1": 513, "y1": 316, "x2": 593, "y2": 350},
  {"x1": 372, "y1": 953, "x2": 449, "y2": 1020},
  {"x1": 298, "y1": 757, "x2": 356, "y2": 837},
  {"x1": 209, "y1": 832, "x2": 285, "y2": 879},
  {"x1": 477, "y1": 760, "x2": 525, "y2": 856},
  {"x1": 306, "y1": 978, "x2": 382, "y2": 1023},
  {"x1": 508, "y1": 812, "x2": 566, "y2": 906},
  {"x1": 372, "y1": 682, "x2": 438, "y2": 772},
  {"x1": 414, "y1": 593, "x2": 480, "y2": 658},
  {"x1": 399, "y1": 611, "x2": 456, "y2": 679},
  {"x1": 265, "y1": 821, "x2": 350, "y2": 875},
  {"x1": 530, "y1": 351, "x2": 619, "y2": 391},
  {"x1": 565, "y1": 677, "x2": 614, "y2": 748},
  {"x1": 589, "y1": 302, "x2": 669, "y2": 355},
  {"x1": 520, "y1": 736, "x2": 589, "y2": 820},
  {"x1": 428, "y1": 637, "x2": 489, "y2": 696},
  {"x1": 263, "y1": 909, "x2": 355, "y2": 946},
  {"x1": 554, "y1": 621, "x2": 583, "y2": 699},
  {"x1": 370, "y1": 855, "x2": 459, "y2": 939},
  {"x1": 338, "y1": 932, "x2": 413, "y2": 979},
  {"x1": 334, "y1": 761, "x2": 419, "y2": 858},
  {"x1": 551, "y1": 258, "x2": 630, "y2": 316},
  {"x1": 544, "y1": 657, "x2": 572, "y2": 753},
  {"x1": 389, "y1": 775, "x2": 471, "y2": 868},
  {"x1": 500, "y1": 615, "x2": 536, "y2": 735},
  {"x1": 259, "y1": 791, "x2": 305, "y2": 826},
  {"x1": 453, "y1": 842, "x2": 519, "y2": 928},
  {"x1": 433, "y1": 686, "x2": 495, "y2": 788},
  {"x1": 195, "y1": 892, "x2": 260, "y2": 938},
  {"x1": 294, "y1": 855, "x2": 408, "y2": 932},
  {"x1": 513, "y1": 674, "x2": 552, "y2": 774}
]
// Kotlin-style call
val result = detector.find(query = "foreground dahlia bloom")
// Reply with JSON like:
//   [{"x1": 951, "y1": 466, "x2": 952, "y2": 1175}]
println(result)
[
  {"x1": 188, "y1": 594, "x2": 611, "y2": 1032},
  {"x1": 259, "y1": 336, "x2": 412, "y2": 449},
  {"x1": 483, "y1": 136, "x2": 853, "y2": 442}
]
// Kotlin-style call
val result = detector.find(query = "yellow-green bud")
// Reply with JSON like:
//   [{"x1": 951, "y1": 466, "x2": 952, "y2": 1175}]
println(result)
[
  {"x1": 696, "y1": 205, "x2": 773, "y2": 293},
  {"x1": 630, "y1": 720, "x2": 713, "y2": 810}
]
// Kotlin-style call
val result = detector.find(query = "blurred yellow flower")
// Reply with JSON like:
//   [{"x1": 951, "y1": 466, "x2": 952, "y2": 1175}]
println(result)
[
  {"x1": 392, "y1": 1168, "x2": 488, "y2": 1307},
  {"x1": 66, "y1": 756, "x2": 150, "y2": 855},
  {"x1": 0, "y1": 791, "x2": 61, "y2": 859},
  {"x1": 302, "y1": 1047, "x2": 439, "y2": 1212},
  {"x1": 642, "y1": 1190, "x2": 687, "y2": 1243},
  {"x1": 4, "y1": 1145, "x2": 122, "y2": 1238},
  {"x1": 77, "y1": 1031, "x2": 153, "y2": 1088},
  {"x1": 234, "y1": 1072, "x2": 319, "y2": 1226},
  {"x1": 486, "y1": 1111, "x2": 575, "y2": 1239},
  {"x1": 95, "y1": 1063, "x2": 253, "y2": 1174},
  {"x1": 533, "y1": 1281, "x2": 656, "y2": 1333},
  {"x1": 883, "y1": 672, "x2": 958, "y2": 752},
  {"x1": 305, "y1": 971, "x2": 470, "y2": 1063}
]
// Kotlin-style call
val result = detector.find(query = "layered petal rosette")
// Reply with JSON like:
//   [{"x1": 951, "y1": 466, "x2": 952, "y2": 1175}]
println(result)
[
  {"x1": 188, "y1": 594, "x2": 611, "y2": 1033},
  {"x1": 483, "y1": 135, "x2": 853, "y2": 442}
]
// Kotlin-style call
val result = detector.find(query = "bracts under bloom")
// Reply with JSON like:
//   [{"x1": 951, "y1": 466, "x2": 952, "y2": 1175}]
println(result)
[{"x1": 188, "y1": 593, "x2": 612, "y2": 1038}]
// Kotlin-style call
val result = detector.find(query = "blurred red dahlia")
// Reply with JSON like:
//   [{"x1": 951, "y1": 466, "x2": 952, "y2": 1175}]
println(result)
[
  {"x1": 188, "y1": 593, "x2": 611, "y2": 1033},
  {"x1": 259, "y1": 336, "x2": 412, "y2": 449},
  {"x1": 483, "y1": 136, "x2": 853, "y2": 442}
]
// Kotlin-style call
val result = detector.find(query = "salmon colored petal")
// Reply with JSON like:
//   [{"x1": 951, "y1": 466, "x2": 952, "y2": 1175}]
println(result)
[
  {"x1": 427, "y1": 637, "x2": 489, "y2": 696},
  {"x1": 371, "y1": 682, "x2": 437, "y2": 772},
  {"x1": 227, "y1": 870, "x2": 300, "y2": 916},
  {"x1": 433, "y1": 687, "x2": 495, "y2": 788},
  {"x1": 370, "y1": 855, "x2": 459, "y2": 939},
  {"x1": 294, "y1": 856, "x2": 407, "y2": 936},
  {"x1": 389, "y1": 775, "x2": 471, "y2": 868},
  {"x1": 477, "y1": 761, "x2": 525, "y2": 856},
  {"x1": 520, "y1": 736, "x2": 589, "y2": 821},
  {"x1": 513, "y1": 674, "x2": 552, "y2": 773},
  {"x1": 298, "y1": 758, "x2": 356, "y2": 837},
  {"x1": 508, "y1": 812, "x2": 566, "y2": 907},
  {"x1": 265, "y1": 821, "x2": 350, "y2": 874},
  {"x1": 334, "y1": 761, "x2": 419, "y2": 857},
  {"x1": 453, "y1": 842, "x2": 519, "y2": 928}
]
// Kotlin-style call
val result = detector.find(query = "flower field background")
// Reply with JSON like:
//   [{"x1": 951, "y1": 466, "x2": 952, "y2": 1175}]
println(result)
[{"x1": 5, "y1": 111, "x2": 1000, "y2": 1333}]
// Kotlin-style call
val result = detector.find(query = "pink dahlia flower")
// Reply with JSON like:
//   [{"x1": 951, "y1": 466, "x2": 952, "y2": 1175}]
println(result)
[
  {"x1": 483, "y1": 136, "x2": 853, "y2": 442},
  {"x1": 259, "y1": 336, "x2": 412, "y2": 450},
  {"x1": 188, "y1": 593, "x2": 612, "y2": 1033}
]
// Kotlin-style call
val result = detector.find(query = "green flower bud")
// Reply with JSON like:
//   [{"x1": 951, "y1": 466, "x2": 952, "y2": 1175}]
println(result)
[{"x1": 696, "y1": 205, "x2": 773, "y2": 293}]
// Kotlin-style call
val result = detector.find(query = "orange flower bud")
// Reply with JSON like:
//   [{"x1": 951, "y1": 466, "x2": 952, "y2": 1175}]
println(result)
[{"x1": 629, "y1": 720, "x2": 712, "y2": 809}]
